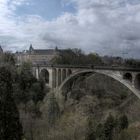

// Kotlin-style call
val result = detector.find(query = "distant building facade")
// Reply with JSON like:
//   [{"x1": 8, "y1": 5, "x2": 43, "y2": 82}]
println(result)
[{"x1": 16, "y1": 45, "x2": 60, "y2": 65}]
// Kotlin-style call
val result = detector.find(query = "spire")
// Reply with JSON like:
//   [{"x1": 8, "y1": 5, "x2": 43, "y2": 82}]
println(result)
[{"x1": 29, "y1": 44, "x2": 34, "y2": 52}]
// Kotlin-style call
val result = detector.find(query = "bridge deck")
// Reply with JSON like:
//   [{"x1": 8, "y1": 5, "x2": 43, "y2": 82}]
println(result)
[{"x1": 32, "y1": 64, "x2": 140, "y2": 72}]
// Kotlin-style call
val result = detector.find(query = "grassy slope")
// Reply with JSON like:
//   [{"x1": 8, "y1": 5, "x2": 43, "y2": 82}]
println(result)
[
  {"x1": 21, "y1": 73, "x2": 140, "y2": 140},
  {"x1": 44, "y1": 74, "x2": 140, "y2": 140}
]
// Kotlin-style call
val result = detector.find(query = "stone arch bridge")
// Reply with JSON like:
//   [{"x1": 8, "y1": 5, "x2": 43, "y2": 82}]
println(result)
[{"x1": 32, "y1": 65, "x2": 140, "y2": 99}]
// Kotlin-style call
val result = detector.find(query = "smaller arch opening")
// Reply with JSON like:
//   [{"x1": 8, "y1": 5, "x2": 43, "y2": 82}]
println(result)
[
  {"x1": 62, "y1": 69, "x2": 66, "y2": 81},
  {"x1": 58, "y1": 69, "x2": 61, "y2": 86},
  {"x1": 123, "y1": 73, "x2": 132, "y2": 82},
  {"x1": 134, "y1": 74, "x2": 140, "y2": 90},
  {"x1": 67, "y1": 69, "x2": 72, "y2": 76},
  {"x1": 40, "y1": 69, "x2": 49, "y2": 84}
]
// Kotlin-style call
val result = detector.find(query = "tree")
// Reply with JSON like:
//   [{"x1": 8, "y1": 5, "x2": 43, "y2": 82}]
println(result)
[
  {"x1": 104, "y1": 114, "x2": 115, "y2": 140},
  {"x1": 87, "y1": 53, "x2": 103, "y2": 65},
  {"x1": 31, "y1": 81, "x2": 46, "y2": 104},
  {"x1": 118, "y1": 115, "x2": 128, "y2": 130},
  {"x1": 0, "y1": 52, "x2": 16, "y2": 65},
  {"x1": 85, "y1": 116, "x2": 96, "y2": 140},
  {"x1": 16, "y1": 68, "x2": 37, "y2": 112},
  {"x1": 0, "y1": 66, "x2": 23, "y2": 140},
  {"x1": 96, "y1": 123, "x2": 105, "y2": 140},
  {"x1": 18, "y1": 69, "x2": 37, "y2": 90},
  {"x1": 118, "y1": 130, "x2": 131, "y2": 140},
  {"x1": 51, "y1": 48, "x2": 103, "y2": 65},
  {"x1": 46, "y1": 92, "x2": 60, "y2": 127},
  {"x1": 124, "y1": 59, "x2": 140, "y2": 68}
]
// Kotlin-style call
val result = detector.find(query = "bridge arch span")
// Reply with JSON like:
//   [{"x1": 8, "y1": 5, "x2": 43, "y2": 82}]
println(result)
[{"x1": 57, "y1": 69, "x2": 140, "y2": 100}]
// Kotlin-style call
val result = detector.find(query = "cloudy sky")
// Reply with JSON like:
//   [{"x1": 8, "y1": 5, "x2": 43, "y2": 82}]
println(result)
[{"x1": 0, "y1": 0, "x2": 140, "y2": 58}]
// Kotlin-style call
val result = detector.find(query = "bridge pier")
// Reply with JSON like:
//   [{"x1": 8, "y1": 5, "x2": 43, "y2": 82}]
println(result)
[
  {"x1": 61, "y1": 69, "x2": 63, "y2": 84},
  {"x1": 62, "y1": 69, "x2": 66, "y2": 81},
  {"x1": 58, "y1": 69, "x2": 61, "y2": 86},
  {"x1": 52, "y1": 68, "x2": 56, "y2": 88},
  {"x1": 34, "y1": 67, "x2": 39, "y2": 79},
  {"x1": 134, "y1": 73, "x2": 140, "y2": 90},
  {"x1": 132, "y1": 73, "x2": 136, "y2": 87},
  {"x1": 55, "y1": 69, "x2": 59, "y2": 88}
]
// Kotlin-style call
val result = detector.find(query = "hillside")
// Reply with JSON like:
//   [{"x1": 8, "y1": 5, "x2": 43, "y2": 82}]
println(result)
[{"x1": 20, "y1": 73, "x2": 140, "y2": 140}]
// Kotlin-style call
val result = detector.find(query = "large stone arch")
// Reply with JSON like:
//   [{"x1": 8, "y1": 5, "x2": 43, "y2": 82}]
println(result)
[{"x1": 57, "y1": 70, "x2": 140, "y2": 100}]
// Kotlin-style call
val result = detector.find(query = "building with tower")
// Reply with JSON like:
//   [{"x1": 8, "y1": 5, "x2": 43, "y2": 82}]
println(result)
[{"x1": 16, "y1": 44, "x2": 60, "y2": 65}]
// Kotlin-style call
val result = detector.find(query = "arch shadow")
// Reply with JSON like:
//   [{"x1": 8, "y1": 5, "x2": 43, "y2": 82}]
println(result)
[
  {"x1": 123, "y1": 73, "x2": 132, "y2": 82},
  {"x1": 57, "y1": 70, "x2": 140, "y2": 100}
]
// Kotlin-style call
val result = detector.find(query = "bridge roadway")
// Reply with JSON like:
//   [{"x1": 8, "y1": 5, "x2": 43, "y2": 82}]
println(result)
[
  {"x1": 32, "y1": 64, "x2": 140, "y2": 100},
  {"x1": 33, "y1": 64, "x2": 140, "y2": 71}
]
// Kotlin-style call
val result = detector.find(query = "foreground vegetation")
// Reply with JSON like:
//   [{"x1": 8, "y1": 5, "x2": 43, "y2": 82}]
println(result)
[
  {"x1": 0, "y1": 66, "x2": 23, "y2": 140},
  {"x1": 0, "y1": 53, "x2": 47, "y2": 140},
  {"x1": 0, "y1": 51, "x2": 140, "y2": 140},
  {"x1": 40, "y1": 74, "x2": 140, "y2": 140}
]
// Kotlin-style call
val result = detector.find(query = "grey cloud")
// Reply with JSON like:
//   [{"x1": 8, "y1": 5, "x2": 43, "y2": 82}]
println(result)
[
  {"x1": 40, "y1": 0, "x2": 140, "y2": 58},
  {"x1": 1, "y1": 0, "x2": 140, "y2": 58}
]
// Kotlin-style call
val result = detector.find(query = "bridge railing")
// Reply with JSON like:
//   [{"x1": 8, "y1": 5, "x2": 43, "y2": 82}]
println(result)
[{"x1": 32, "y1": 64, "x2": 140, "y2": 72}]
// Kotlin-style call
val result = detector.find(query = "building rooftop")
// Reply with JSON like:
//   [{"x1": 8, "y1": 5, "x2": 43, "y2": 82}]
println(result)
[
  {"x1": 31, "y1": 49, "x2": 57, "y2": 55},
  {"x1": 28, "y1": 44, "x2": 59, "y2": 55}
]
